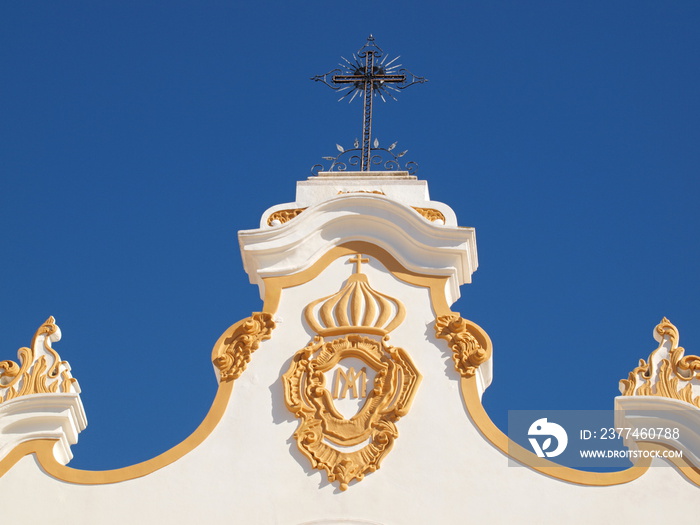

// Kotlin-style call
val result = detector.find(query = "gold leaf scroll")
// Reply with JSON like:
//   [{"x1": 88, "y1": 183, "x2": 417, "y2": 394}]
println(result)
[
  {"x1": 434, "y1": 314, "x2": 490, "y2": 377},
  {"x1": 213, "y1": 313, "x2": 276, "y2": 382},
  {"x1": 412, "y1": 207, "x2": 445, "y2": 223},
  {"x1": 0, "y1": 317, "x2": 76, "y2": 403},
  {"x1": 267, "y1": 208, "x2": 308, "y2": 226},
  {"x1": 620, "y1": 317, "x2": 700, "y2": 407}
]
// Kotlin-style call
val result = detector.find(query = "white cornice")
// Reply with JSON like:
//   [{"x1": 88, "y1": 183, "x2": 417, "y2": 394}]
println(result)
[
  {"x1": 0, "y1": 393, "x2": 86, "y2": 465},
  {"x1": 239, "y1": 194, "x2": 477, "y2": 305},
  {"x1": 615, "y1": 395, "x2": 700, "y2": 469}
]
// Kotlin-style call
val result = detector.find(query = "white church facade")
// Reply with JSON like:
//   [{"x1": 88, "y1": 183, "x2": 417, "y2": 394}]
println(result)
[{"x1": 1, "y1": 167, "x2": 700, "y2": 524}]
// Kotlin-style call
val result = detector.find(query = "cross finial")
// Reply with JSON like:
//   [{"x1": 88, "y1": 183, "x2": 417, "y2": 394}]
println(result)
[
  {"x1": 348, "y1": 254, "x2": 369, "y2": 274},
  {"x1": 312, "y1": 37, "x2": 427, "y2": 171}
]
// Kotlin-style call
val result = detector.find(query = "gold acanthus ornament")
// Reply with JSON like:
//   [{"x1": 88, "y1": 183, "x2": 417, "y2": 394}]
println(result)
[
  {"x1": 213, "y1": 313, "x2": 276, "y2": 382},
  {"x1": 434, "y1": 314, "x2": 491, "y2": 377},
  {"x1": 620, "y1": 318, "x2": 700, "y2": 407},
  {"x1": 0, "y1": 316, "x2": 78, "y2": 403},
  {"x1": 282, "y1": 253, "x2": 421, "y2": 490}
]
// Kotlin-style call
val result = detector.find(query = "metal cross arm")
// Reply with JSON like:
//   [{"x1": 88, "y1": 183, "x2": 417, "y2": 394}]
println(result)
[
  {"x1": 332, "y1": 73, "x2": 407, "y2": 86},
  {"x1": 312, "y1": 35, "x2": 426, "y2": 171}
]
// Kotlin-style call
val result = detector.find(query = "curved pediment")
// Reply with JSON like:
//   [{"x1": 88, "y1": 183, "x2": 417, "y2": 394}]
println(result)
[{"x1": 239, "y1": 193, "x2": 477, "y2": 305}]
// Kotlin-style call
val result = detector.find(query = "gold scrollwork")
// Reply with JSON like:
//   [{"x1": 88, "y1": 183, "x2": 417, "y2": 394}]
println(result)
[
  {"x1": 212, "y1": 313, "x2": 276, "y2": 382},
  {"x1": 267, "y1": 208, "x2": 308, "y2": 226},
  {"x1": 282, "y1": 334, "x2": 420, "y2": 491},
  {"x1": 412, "y1": 207, "x2": 445, "y2": 223},
  {"x1": 620, "y1": 318, "x2": 700, "y2": 407},
  {"x1": 0, "y1": 316, "x2": 76, "y2": 403},
  {"x1": 434, "y1": 314, "x2": 491, "y2": 377}
]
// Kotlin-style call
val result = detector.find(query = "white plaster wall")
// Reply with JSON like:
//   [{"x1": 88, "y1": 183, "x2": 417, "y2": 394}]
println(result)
[{"x1": 0, "y1": 257, "x2": 698, "y2": 524}]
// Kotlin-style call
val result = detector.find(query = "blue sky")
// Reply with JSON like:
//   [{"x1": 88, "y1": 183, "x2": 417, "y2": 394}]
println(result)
[{"x1": 1, "y1": 2, "x2": 699, "y2": 470}]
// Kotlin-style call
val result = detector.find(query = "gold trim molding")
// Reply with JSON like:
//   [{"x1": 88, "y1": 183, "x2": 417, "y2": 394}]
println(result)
[
  {"x1": 620, "y1": 317, "x2": 700, "y2": 406},
  {"x1": 434, "y1": 314, "x2": 491, "y2": 377},
  {"x1": 261, "y1": 241, "x2": 452, "y2": 316},
  {"x1": 430, "y1": 313, "x2": 669, "y2": 487},
  {"x1": 0, "y1": 313, "x2": 270, "y2": 484},
  {"x1": 0, "y1": 316, "x2": 77, "y2": 402},
  {"x1": 212, "y1": 312, "x2": 276, "y2": 382},
  {"x1": 459, "y1": 375, "x2": 655, "y2": 485},
  {"x1": 451, "y1": 318, "x2": 700, "y2": 488}
]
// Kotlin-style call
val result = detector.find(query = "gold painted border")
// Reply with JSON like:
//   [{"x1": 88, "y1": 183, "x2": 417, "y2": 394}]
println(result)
[
  {"x1": 0, "y1": 316, "x2": 252, "y2": 484},
  {"x1": 459, "y1": 375, "x2": 653, "y2": 485},
  {"x1": 262, "y1": 240, "x2": 451, "y2": 316},
  {"x1": 455, "y1": 325, "x2": 700, "y2": 486},
  {"x1": 0, "y1": 381, "x2": 232, "y2": 484}
]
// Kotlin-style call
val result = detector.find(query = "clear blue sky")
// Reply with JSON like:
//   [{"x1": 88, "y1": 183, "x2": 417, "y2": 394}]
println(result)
[{"x1": 1, "y1": 2, "x2": 699, "y2": 470}]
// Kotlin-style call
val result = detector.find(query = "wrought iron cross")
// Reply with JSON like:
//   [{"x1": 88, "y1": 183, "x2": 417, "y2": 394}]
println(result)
[{"x1": 312, "y1": 35, "x2": 426, "y2": 171}]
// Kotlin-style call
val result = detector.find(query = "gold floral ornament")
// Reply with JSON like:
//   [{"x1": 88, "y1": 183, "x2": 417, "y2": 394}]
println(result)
[
  {"x1": 620, "y1": 317, "x2": 700, "y2": 407},
  {"x1": 282, "y1": 254, "x2": 421, "y2": 490},
  {"x1": 0, "y1": 316, "x2": 78, "y2": 403},
  {"x1": 434, "y1": 314, "x2": 491, "y2": 377},
  {"x1": 213, "y1": 313, "x2": 276, "y2": 382}
]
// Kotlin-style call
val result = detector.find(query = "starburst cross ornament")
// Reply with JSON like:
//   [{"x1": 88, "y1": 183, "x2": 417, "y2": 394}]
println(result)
[{"x1": 312, "y1": 35, "x2": 426, "y2": 172}]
